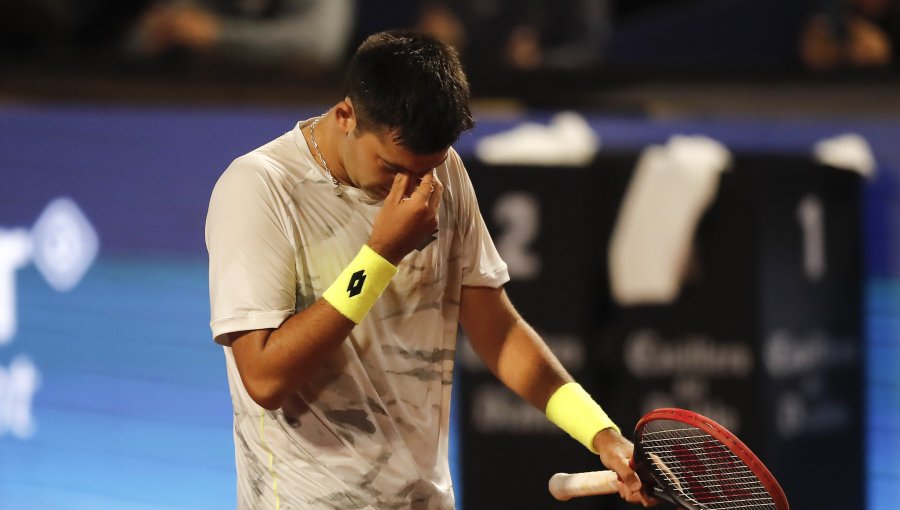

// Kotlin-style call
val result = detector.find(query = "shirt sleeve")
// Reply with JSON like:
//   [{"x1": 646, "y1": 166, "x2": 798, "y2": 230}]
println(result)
[
  {"x1": 448, "y1": 149, "x2": 510, "y2": 288},
  {"x1": 205, "y1": 156, "x2": 297, "y2": 344}
]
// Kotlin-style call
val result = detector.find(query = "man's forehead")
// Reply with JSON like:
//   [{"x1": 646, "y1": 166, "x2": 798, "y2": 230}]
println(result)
[{"x1": 371, "y1": 131, "x2": 449, "y2": 168}]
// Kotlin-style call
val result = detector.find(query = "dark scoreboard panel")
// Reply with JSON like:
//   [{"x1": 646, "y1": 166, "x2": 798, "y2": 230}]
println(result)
[{"x1": 459, "y1": 153, "x2": 863, "y2": 510}]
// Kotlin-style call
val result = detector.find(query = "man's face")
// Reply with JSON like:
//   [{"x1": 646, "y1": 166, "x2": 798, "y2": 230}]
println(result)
[{"x1": 340, "y1": 127, "x2": 448, "y2": 200}]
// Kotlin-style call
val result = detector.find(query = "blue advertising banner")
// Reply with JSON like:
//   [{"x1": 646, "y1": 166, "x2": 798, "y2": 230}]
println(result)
[{"x1": 0, "y1": 105, "x2": 307, "y2": 509}]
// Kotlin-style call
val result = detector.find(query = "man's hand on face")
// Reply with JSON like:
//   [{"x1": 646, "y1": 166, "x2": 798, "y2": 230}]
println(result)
[{"x1": 368, "y1": 171, "x2": 443, "y2": 265}]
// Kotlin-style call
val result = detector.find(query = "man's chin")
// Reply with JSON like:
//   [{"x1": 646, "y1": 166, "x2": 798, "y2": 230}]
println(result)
[{"x1": 364, "y1": 187, "x2": 390, "y2": 201}]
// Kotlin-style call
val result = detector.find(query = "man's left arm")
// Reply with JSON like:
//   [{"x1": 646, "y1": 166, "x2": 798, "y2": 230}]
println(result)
[{"x1": 459, "y1": 285, "x2": 651, "y2": 505}]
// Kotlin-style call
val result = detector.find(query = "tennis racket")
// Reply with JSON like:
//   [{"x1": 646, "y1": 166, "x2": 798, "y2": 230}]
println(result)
[{"x1": 549, "y1": 408, "x2": 789, "y2": 510}]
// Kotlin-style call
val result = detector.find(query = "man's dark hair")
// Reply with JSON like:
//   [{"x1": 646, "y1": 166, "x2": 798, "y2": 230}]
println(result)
[{"x1": 343, "y1": 30, "x2": 475, "y2": 154}]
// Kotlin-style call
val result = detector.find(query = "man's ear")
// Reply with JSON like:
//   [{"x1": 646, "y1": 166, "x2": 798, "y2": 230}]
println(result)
[{"x1": 334, "y1": 98, "x2": 356, "y2": 135}]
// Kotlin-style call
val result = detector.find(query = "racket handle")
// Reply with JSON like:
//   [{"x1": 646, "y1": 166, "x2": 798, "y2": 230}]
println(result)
[{"x1": 549, "y1": 470, "x2": 620, "y2": 501}]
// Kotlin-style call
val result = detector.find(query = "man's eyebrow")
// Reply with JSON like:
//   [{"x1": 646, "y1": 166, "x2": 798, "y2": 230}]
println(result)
[
  {"x1": 381, "y1": 158, "x2": 408, "y2": 172},
  {"x1": 382, "y1": 154, "x2": 449, "y2": 174}
]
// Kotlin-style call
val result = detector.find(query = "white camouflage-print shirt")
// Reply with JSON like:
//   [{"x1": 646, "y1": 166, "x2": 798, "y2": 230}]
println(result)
[{"x1": 206, "y1": 119, "x2": 509, "y2": 509}]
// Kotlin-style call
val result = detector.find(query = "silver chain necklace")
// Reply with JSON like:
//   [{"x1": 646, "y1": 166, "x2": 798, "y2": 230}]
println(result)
[{"x1": 309, "y1": 114, "x2": 344, "y2": 196}]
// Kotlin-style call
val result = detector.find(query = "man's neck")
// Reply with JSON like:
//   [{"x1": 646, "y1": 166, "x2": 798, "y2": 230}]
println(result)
[{"x1": 306, "y1": 112, "x2": 350, "y2": 185}]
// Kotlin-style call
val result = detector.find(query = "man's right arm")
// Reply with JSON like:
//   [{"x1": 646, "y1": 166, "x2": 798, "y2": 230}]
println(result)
[
  {"x1": 226, "y1": 171, "x2": 443, "y2": 410},
  {"x1": 226, "y1": 300, "x2": 356, "y2": 410}
]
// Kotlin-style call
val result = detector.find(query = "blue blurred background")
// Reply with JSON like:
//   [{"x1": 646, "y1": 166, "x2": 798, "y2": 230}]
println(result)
[{"x1": 1, "y1": 0, "x2": 899, "y2": 508}]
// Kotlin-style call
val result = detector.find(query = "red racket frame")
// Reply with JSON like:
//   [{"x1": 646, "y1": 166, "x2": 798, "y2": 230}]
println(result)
[{"x1": 634, "y1": 408, "x2": 789, "y2": 510}]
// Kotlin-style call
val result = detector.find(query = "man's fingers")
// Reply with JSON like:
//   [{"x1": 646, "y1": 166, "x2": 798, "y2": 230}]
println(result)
[
  {"x1": 619, "y1": 470, "x2": 642, "y2": 493},
  {"x1": 605, "y1": 454, "x2": 641, "y2": 493},
  {"x1": 387, "y1": 173, "x2": 409, "y2": 203},
  {"x1": 392, "y1": 171, "x2": 441, "y2": 207},
  {"x1": 411, "y1": 171, "x2": 436, "y2": 201},
  {"x1": 617, "y1": 481, "x2": 656, "y2": 507}
]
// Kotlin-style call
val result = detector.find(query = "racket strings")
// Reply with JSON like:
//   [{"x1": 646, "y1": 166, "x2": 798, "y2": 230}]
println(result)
[{"x1": 640, "y1": 426, "x2": 777, "y2": 509}]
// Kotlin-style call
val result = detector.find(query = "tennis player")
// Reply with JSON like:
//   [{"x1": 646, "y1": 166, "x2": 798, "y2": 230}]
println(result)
[{"x1": 206, "y1": 29, "x2": 651, "y2": 509}]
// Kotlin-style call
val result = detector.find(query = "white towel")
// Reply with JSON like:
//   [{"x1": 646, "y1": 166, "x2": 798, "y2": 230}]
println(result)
[
  {"x1": 609, "y1": 135, "x2": 731, "y2": 305},
  {"x1": 474, "y1": 111, "x2": 600, "y2": 166},
  {"x1": 812, "y1": 133, "x2": 876, "y2": 178}
]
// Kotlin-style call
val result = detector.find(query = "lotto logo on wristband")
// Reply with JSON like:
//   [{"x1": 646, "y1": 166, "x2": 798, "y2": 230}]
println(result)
[{"x1": 347, "y1": 270, "x2": 367, "y2": 297}]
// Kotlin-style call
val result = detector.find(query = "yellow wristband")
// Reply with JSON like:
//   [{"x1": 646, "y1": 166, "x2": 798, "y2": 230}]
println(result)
[
  {"x1": 323, "y1": 245, "x2": 398, "y2": 324},
  {"x1": 545, "y1": 382, "x2": 620, "y2": 454}
]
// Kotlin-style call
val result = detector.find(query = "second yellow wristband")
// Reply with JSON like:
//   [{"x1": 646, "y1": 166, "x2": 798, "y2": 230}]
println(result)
[{"x1": 545, "y1": 382, "x2": 620, "y2": 454}]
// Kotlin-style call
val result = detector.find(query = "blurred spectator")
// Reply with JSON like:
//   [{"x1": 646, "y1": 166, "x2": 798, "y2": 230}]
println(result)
[
  {"x1": 800, "y1": 0, "x2": 899, "y2": 71},
  {"x1": 128, "y1": 0, "x2": 355, "y2": 69},
  {"x1": 412, "y1": 0, "x2": 612, "y2": 72}
]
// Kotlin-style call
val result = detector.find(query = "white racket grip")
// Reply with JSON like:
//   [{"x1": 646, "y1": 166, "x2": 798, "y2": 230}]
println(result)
[{"x1": 549, "y1": 470, "x2": 620, "y2": 501}]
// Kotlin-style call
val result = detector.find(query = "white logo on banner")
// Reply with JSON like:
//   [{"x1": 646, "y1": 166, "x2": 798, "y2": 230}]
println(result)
[
  {"x1": 0, "y1": 356, "x2": 40, "y2": 439},
  {"x1": 0, "y1": 229, "x2": 31, "y2": 343},
  {"x1": 0, "y1": 197, "x2": 98, "y2": 439},
  {"x1": 0, "y1": 198, "x2": 98, "y2": 343},
  {"x1": 31, "y1": 198, "x2": 100, "y2": 293}
]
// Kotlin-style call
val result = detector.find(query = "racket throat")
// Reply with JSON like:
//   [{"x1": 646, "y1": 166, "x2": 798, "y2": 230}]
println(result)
[{"x1": 650, "y1": 485, "x2": 701, "y2": 510}]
